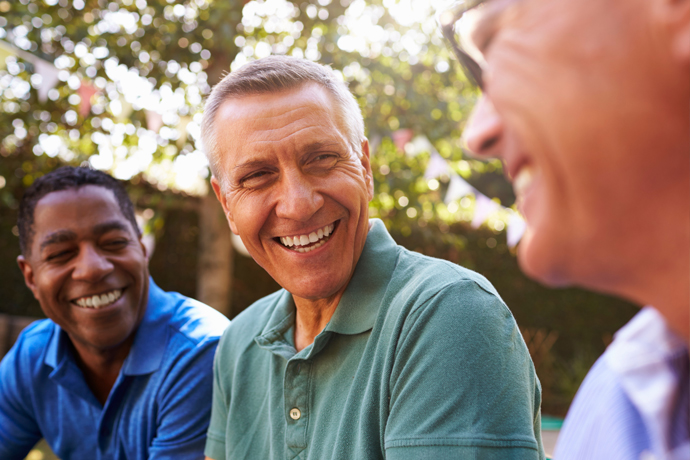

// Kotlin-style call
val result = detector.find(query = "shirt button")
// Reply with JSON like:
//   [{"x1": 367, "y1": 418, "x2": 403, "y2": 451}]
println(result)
[{"x1": 289, "y1": 408, "x2": 301, "y2": 420}]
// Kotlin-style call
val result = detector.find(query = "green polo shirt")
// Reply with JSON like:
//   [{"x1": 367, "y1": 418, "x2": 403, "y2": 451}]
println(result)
[{"x1": 205, "y1": 219, "x2": 544, "y2": 460}]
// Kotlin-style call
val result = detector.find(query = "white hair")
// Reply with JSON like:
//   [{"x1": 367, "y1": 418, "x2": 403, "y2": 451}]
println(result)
[{"x1": 200, "y1": 56, "x2": 365, "y2": 183}]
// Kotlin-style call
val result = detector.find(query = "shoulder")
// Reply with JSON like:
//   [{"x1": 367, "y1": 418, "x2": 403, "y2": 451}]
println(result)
[
  {"x1": 3, "y1": 319, "x2": 54, "y2": 363},
  {"x1": 215, "y1": 290, "x2": 286, "y2": 356},
  {"x1": 157, "y1": 289, "x2": 231, "y2": 347},
  {"x1": 395, "y1": 247, "x2": 502, "y2": 296},
  {"x1": 388, "y1": 248, "x2": 510, "y2": 327},
  {"x1": 0, "y1": 319, "x2": 54, "y2": 390}
]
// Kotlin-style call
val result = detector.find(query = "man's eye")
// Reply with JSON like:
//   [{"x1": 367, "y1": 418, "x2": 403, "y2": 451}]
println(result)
[
  {"x1": 240, "y1": 170, "x2": 274, "y2": 188},
  {"x1": 104, "y1": 239, "x2": 128, "y2": 249},
  {"x1": 46, "y1": 250, "x2": 73, "y2": 261},
  {"x1": 308, "y1": 154, "x2": 339, "y2": 170}
]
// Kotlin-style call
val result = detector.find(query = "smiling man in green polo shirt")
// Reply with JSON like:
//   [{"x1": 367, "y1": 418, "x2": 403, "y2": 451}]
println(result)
[{"x1": 200, "y1": 55, "x2": 544, "y2": 460}]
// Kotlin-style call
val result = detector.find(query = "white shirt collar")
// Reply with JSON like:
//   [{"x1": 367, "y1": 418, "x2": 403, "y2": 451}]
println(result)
[{"x1": 605, "y1": 306, "x2": 689, "y2": 460}]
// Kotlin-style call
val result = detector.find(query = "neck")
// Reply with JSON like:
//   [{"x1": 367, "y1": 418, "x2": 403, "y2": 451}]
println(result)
[
  {"x1": 292, "y1": 293, "x2": 343, "y2": 352},
  {"x1": 70, "y1": 336, "x2": 134, "y2": 405},
  {"x1": 626, "y1": 253, "x2": 690, "y2": 345},
  {"x1": 607, "y1": 176, "x2": 690, "y2": 345}
]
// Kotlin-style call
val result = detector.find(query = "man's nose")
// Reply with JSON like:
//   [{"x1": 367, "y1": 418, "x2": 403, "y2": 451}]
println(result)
[
  {"x1": 72, "y1": 245, "x2": 114, "y2": 282},
  {"x1": 462, "y1": 96, "x2": 504, "y2": 158},
  {"x1": 274, "y1": 170, "x2": 324, "y2": 222}
]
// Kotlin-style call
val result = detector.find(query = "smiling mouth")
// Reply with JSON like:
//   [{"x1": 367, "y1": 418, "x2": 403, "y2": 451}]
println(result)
[
  {"x1": 72, "y1": 289, "x2": 123, "y2": 309},
  {"x1": 512, "y1": 165, "x2": 535, "y2": 200},
  {"x1": 276, "y1": 221, "x2": 337, "y2": 253}
]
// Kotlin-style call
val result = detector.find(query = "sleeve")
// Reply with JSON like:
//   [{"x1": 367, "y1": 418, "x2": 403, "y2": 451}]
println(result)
[
  {"x1": 0, "y1": 333, "x2": 42, "y2": 460},
  {"x1": 384, "y1": 280, "x2": 545, "y2": 460},
  {"x1": 147, "y1": 337, "x2": 221, "y2": 460},
  {"x1": 203, "y1": 333, "x2": 230, "y2": 460}
]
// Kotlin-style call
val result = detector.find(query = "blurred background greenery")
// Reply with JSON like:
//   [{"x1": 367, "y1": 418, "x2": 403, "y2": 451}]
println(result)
[{"x1": 0, "y1": 3, "x2": 637, "y2": 457}]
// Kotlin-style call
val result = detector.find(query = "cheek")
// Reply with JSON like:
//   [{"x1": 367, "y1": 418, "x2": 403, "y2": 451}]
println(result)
[{"x1": 230, "y1": 195, "x2": 273, "y2": 239}]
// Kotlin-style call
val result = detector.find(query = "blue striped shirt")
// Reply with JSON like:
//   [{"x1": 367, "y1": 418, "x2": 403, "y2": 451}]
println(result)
[{"x1": 554, "y1": 307, "x2": 689, "y2": 460}]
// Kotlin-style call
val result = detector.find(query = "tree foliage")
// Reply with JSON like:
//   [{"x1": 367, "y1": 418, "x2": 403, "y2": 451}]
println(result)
[{"x1": 0, "y1": 0, "x2": 638, "y2": 415}]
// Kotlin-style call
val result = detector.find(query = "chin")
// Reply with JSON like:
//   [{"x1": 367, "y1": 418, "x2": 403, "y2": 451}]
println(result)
[{"x1": 517, "y1": 228, "x2": 574, "y2": 288}]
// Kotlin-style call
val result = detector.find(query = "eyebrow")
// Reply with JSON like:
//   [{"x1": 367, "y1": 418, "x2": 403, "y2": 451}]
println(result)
[
  {"x1": 232, "y1": 141, "x2": 344, "y2": 172},
  {"x1": 39, "y1": 221, "x2": 133, "y2": 251},
  {"x1": 93, "y1": 221, "x2": 133, "y2": 236},
  {"x1": 40, "y1": 230, "x2": 77, "y2": 251},
  {"x1": 302, "y1": 141, "x2": 342, "y2": 154}
]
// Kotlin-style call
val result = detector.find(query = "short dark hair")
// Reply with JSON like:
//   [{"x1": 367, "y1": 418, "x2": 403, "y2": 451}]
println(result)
[{"x1": 18, "y1": 166, "x2": 140, "y2": 256}]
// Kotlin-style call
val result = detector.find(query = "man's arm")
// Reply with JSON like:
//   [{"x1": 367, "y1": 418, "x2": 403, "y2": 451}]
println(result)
[
  {"x1": 202, "y1": 333, "x2": 230, "y2": 460},
  {"x1": 0, "y1": 332, "x2": 43, "y2": 460},
  {"x1": 385, "y1": 280, "x2": 544, "y2": 460},
  {"x1": 147, "y1": 337, "x2": 221, "y2": 460}
]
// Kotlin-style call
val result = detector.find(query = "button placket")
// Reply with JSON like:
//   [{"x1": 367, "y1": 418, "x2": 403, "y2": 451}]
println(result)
[{"x1": 284, "y1": 359, "x2": 310, "y2": 451}]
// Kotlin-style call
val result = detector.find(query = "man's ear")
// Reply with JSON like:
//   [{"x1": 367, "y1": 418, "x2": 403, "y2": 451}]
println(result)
[
  {"x1": 211, "y1": 176, "x2": 239, "y2": 234},
  {"x1": 654, "y1": 0, "x2": 690, "y2": 62},
  {"x1": 360, "y1": 139, "x2": 374, "y2": 201},
  {"x1": 17, "y1": 255, "x2": 38, "y2": 300}
]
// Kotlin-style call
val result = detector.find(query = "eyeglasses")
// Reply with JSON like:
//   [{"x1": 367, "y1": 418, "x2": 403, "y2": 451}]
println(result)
[{"x1": 439, "y1": 0, "x2": 488, "y2": 91}]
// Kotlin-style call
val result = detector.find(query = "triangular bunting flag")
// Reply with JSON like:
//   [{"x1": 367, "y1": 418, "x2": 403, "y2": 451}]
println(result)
[
  {"x1": 392, "y1": 128, "x2": 413, "y2": 152},
  {"x1": 77, "y1": 81, "x2": 99, "y2": 117},
  {"x1": 409, "y1": 135, "x2": 436, "y2": 156},
  {"x1": 146, "y1": 110, "x2": 163, "y2": 133},
  {"x1": 424, "y1": 152, "x2": 450, "y2": 180},
  {"x1": 445, "y1": 172, "x2": 475, "y2": 204},
  {"x1": 34, "y1": 59, "x2": 60, "y2": 103},
  {"x1": 471, "y1": 193, "x2": 500, "y2": 229},
  {"x1": 507, "y1": 211, "x2": 527, "y2": 248}
]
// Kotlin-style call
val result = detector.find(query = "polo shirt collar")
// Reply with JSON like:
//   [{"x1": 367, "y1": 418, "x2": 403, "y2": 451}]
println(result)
[
  {"x1": 324, "y1": 218, "x2": 398, "y2": 335},
  {"x1": 255, "y1": 218, "x2": 399, "y2": 355},
  {"x1": 122, "y1": 278, "x2": 169, "y2": 375},
  {"x1": 44, "y1": 277, "x2": 169, "y2": 376}
]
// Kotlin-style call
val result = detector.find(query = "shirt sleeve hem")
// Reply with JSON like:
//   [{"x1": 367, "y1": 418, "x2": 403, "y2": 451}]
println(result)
[
  {"x1": 385, "y1": 444, "x2": 543, "y2": 460},
  {"x1": 386, "y1": 436, "x2": 539, "y2": 449},
  {"x1": 204, "y1": 436, "x2": 226, "y2": 460}
]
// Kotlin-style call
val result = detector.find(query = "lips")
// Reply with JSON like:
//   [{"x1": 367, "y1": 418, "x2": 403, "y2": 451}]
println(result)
[
  {"x1": 277, "y1": 222, "x2": 336, "y2": 253},
  {"x1": 71, "y1": 288, "x2": 123, "y2": 309}
]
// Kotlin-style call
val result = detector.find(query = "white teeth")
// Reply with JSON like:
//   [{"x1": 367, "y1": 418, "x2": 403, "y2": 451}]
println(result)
[
  {"x1": 279, "y1": 223, "x2": 336, "y2": 250},
  {"x1": 513, "y1": 166, "x2": 535, "y2": 199},
  {"x1": 74, "y1": 289, "x2": 122, "y2": 309}
]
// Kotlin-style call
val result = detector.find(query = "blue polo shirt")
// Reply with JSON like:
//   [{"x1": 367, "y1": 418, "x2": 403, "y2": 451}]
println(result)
[
  {"x1": 206, "y1": 219, "x2": 544, "y2": 459},
  {"x1": 0, "y1": 279, "x2": 230, "y2": 460}
]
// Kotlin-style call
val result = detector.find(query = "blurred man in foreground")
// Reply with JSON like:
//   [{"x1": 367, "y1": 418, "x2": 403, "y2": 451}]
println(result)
[
  {"x1": 440, "y1": 0, "x2": 689, "y2": 457},
  {"x1": 0, "y1": 166, "x2": 229, "y2": 459},
  {"x1": 200, "y1": 55, "x2": 544, "y2": 459}
]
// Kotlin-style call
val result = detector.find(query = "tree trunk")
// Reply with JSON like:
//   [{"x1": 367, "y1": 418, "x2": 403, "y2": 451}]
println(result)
[
  {"x1": 195, "y1": 50, "x2": 235, "y2": 317},
  {"x1": 196, "y1": 191, "x2": 233, "y2": 317}
]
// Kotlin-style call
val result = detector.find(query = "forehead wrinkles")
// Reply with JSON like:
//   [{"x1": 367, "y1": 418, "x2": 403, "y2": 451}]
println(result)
[{"x1": 220, "y1": 100, "x2": 346, "y2": 159}]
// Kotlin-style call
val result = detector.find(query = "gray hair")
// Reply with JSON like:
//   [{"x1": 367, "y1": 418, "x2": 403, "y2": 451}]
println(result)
[{"x1": 201, "y1": 56, "x2": 365, "y2": 183}]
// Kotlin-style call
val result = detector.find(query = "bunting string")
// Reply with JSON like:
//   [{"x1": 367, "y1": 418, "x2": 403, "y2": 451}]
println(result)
[{"x1": 402, "y1": 132, "x2": 527, "y2": 247}]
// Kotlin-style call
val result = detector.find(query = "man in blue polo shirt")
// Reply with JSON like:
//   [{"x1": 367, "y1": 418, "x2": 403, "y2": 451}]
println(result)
[
  {"x1": 200, "y1": 56, "x2": 544, "y2": 459},
  {"x1": 0, "y1": 166, "x2": 230, "y2": 459}
]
